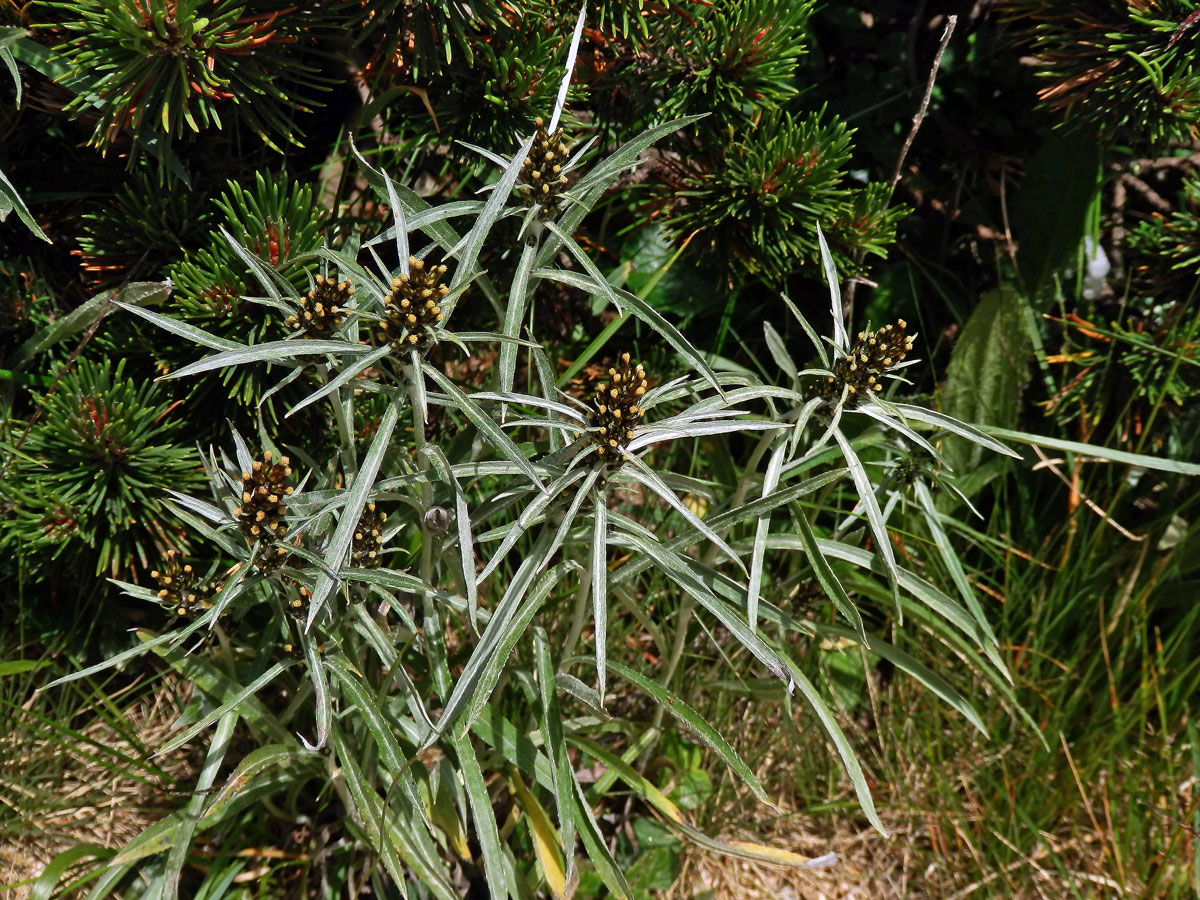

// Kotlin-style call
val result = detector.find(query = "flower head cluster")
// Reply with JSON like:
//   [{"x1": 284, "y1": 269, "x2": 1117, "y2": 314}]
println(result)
[
  {"x1": 286, "y1": 274, "x2": 352, "y2": 338},
  {"x1": 151, "y1": 550, "x2": 217, "y2": 617},
  {"x1": 589, "y1": 353, "x2": 648, "y2": 465},
  {"x1": 818, "y1": 321, "x2": 915, "y2": 408},
  {"x1": 233, "y1": 450, "x2": 294, "y2": 570},
  {"x1": 517, "y1": 117, "x2": 570, "y2": 217},
  {"x1": 351, "y1": 503, "x2": 387, "y2": 569},
  {"x1": 376, "y1": 257, "x2": 448, "y2": 352}
]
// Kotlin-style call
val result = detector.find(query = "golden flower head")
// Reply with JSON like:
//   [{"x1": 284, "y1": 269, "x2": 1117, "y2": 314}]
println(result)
[
  {"x1": 517, "y1": 117, "x2": 571, "y2": 217},
  {"x1": 232, "y1": 449, "x2": 294, "y2": 569},
  {"x1": 285, "y1": 274, "x2": 352, "y2": 338},
  {"x1": 819, "y1": 320, "x2": 916, "y2": 408},
  {"x1": 150, "y1": 550, "x2": 217, "y2": 617},
  {"x1": 376, "y1": 256, "x2": 449, "y2": 352},
  {"x1": 589, "y1": 352, "x2": 648, "y2": 465}
]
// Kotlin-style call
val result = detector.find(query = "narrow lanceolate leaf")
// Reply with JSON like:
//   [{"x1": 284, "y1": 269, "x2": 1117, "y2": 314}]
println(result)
[
  {"x1": 460, "y1": 561, "x2": 581, "y2": 732},
  {"x1": 613, "y1": 531, "x2": 788, "y2": 685},
  {"x1": 570, "y1": 773, "x2": 632, "y2": 898},
  {"x1": 819, "y1": 623, "x2": 987, "y2": 735},
  {"x1": 0, "y1": 165, "x2": 50, "y2": 241},
  {"x1": 324, "y1": 658, "x2": 407, "y2": 772},
  {"x1": 889, "y1": 403, "x2": 1022, "y2": 459},
  {"x1": 622, "y1": 454, "x2": 746, "y2": 575},
  {"x1": 607, "y1": 660, "x2": 769, "y2": 803},
  {"x1": 449, "y1": 133, "x2": 533, "y2": 307},
  {"x1": 626, "y1": 419, "x2": 780, "y2": 452},
  {"x1": 747, "y1": 440, "x2": 787, "y2": 632},
  {"x1": 15, "y1": 282, "x2": 166, "y2": 370},
  {"x1": 306, "y1": 393, "x2": 401, "y2": 631},
  {"x1": 558, "y1": 115, "x2": 704, "y2": 241},
  {"x1": 539, "y1": 241, "x2": 723, "y2": 395},
  {"x1": 154, "y1": 663, "x2": 288, "y2": 758},
  {"x1": 512, "y1": 771, "x2": 567, "y2": 899},
  {"x1": 591, "y1": 489, "x2": 608, "y2": 701},
  {"x1": 610, "y1": 467, "x2": 849, "y2": 587},
  {"x1": 161, "y1": 709, "x2": 238, "y2": 899},
  {"x1": 450, "y1": 730, "x2": 512, "y2": 900},
  {"x1": 816, "y1": 224, "x2": 848, "y2": 353},
  {"x1": 286, "y1": 345, "x2": 392, "y2": 418},
  {"x1": 164, "y1": 339, "x2": 372, "y2": 380},
  {"x1": 433, "y1": 545, "x2": 572, "y2": 741},
  {"x1": 795, "y1": 511, "x2": 866, "y2": 641},
  {"x1": 781, "y1": 291, "x2": 829, "y2": 368},
  {"x1": 44, "y1": 629, "x2": 180, "y2": 689},
  {"x1": 201, "y1": 744, "x2": 317, "y2": 824},
  {"x1": 763, "y1": 320, "x2": 798, "y2": 386},
  {"x1": 476, "y1": 466, "x2": 588, "y2": 584},
  {"x1": 423, "y1": 363, "x2": 546, "y2": 492},
  {"x1": 982, "y1": 425, "x2": 1200, "y2": 475},
  {"x1": 114, "y1": 300, "x2": 243, "y2": 352},
  {"x1": 549, "y1": 2, "x2": 587, "y2": 132},
  {"x1": 778, "y1": 653, "x2": 886, "y2": 834},
  {"x1": 534, "y1": 629, "x2": 578, "y2": 880},
  {"x1": 913, "y1": 479, "x2": 998, "y2": 648},
  {"x1": 832, "y1": 429, "x2": 898, "y2": 602},
  {"x1": 380, "y1": 166, "x2": 410, "y2": 267},
  {"x1": 332, "y1": 728, "x2": 458, "y2": 900},
  {"x1": 219, "y1": 226, "x2": 289, "y2": 300},
  {"x1": 499, "y1": 239, "x2": 540, "y2": 394},
  {"x1": 422, "y1": 444, "x2": 479, "y2": 631}
]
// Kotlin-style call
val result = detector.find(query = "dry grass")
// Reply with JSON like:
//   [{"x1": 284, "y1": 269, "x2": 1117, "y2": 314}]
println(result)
[
  {"x1": 663, "y1": 682, "x2": 1197, "y2": 900},
  {"x1": 0, "y1": 672, "x2": 197, "y2": 899}
]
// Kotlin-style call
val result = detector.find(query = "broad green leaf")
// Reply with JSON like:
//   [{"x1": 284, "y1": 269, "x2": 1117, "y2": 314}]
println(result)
[
  {"x1": 14, "y1": 283, "x2": 169, "y2": 370},
  {"x1": 1013, "y1": 133, "x2": 1102, "y2": 296},
  {"x1": 0, "y1": 659, "x2": 46, "y2": 677},
  {"x1": 939, "y1": 288, "x2": 1033, "y2": 475}
]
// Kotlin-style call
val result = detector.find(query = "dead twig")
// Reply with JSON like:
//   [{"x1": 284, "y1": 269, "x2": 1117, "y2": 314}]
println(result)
[{"x1": 844, "y1": 14, "x2": 958, "y2": 320}]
